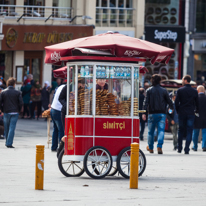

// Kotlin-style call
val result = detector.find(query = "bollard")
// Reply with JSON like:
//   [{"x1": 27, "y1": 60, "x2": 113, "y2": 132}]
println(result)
[
  {"x1": 130, "y1": 142, "x2": 139, "y2": 189},
  {"x1": 35, "y1": 144, "x2": 45, "y2": 190}
]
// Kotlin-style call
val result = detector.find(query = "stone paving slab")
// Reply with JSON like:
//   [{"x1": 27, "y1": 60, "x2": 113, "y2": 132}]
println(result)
[{"x1": 0, "y1": 119, "x2": 205, "y2": 206}]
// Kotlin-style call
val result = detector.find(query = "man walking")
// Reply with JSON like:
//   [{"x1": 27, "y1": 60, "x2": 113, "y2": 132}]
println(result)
[
  {"x1": 0, "y1": 77, "x2": 23, "y2": 148},
  {"x1": 192, "y1": 85, "x2": 206, "y2": 152},
  {"x1": 143, "y1": 74, "x2": 173, "y2": 154},
  {"x1": 175, "y1": 75, "x2": 199, "y2": 154}
]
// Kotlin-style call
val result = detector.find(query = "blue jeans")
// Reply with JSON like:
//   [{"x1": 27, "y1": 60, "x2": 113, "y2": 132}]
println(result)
[
  {"x1": 178, "y1": 114, "x2": 195, "y2": 153},
  {"x1": 4, "y1": 113, "x2": 19, "y2": 146},
  {"x1": 192, "y1": 128, "x2": 206, "y2": 150},
  {"x1": 147, "y1": 114, "x2": 166, "y2": 150},
  {"x1": 50, "y1": 108, "x2": 64, "y2": 151}
]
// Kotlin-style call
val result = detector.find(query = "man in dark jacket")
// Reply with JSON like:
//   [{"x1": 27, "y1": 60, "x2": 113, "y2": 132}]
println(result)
[
  {"x1": 143, "y1": 74, "x2": 173, "y2": 154},
  {"x1": 175, "y1": 75, "x2": 199, "y2": 154},
  {"x1": 139, "y1": 88, "x2": 146, "y2": 141},
  {"x1": 192, "y1": 85, "x2": 206, "y2": 152},
  {"x1": 0, "y1": 77, "x2": 23, "y2": 148}
]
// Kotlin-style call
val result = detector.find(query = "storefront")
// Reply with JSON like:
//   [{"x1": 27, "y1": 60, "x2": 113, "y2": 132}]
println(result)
[
  {"x1": 144, "y1": 0, "x2": 185, "y2": 83},
  {"x1": 1, "y1": 25, "x2": 93, "y2": 86},
  {"x1": 144, "y1": 25, "x2": 185, "y2": 82},
  {"x1": 192, "y1": 39, "x2": 206, "y2": 84}
]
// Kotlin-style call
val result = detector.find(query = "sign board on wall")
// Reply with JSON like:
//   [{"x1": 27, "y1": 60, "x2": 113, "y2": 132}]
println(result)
[
  {"x1": 145, "y1": 26, "x2": 185, "y2": 43},
  {"x1": 2, "y1": 25, "x2": 93, "y2": 51}
]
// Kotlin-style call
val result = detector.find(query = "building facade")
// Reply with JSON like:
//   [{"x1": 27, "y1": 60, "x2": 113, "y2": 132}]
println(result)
[
  {"x1": 0, "y1": 0, "x2": 145, "y2": 88},
  {"x1": 144, "y1": 0, "x2": 186, "y2": 82},
  {"x1": 189, "y1": 0, "x2": 206, "y2": 84}
]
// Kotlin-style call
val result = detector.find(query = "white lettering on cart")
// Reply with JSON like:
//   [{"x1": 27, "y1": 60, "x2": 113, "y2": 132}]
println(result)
[
  {"x1": 124, "y1": 50, "x2": 141, "y2": 57},
  {"x1": 103, "y1": 121, "x2": 125, "y2": 130},
  {"x1": 51, "y1": 51, "x2": 61, "y2": 62}
]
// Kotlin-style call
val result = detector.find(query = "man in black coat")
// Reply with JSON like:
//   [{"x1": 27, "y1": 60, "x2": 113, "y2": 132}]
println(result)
[
  {"x1": 192, "y1": 85, "x2": 206, "y2": 152},
  {"x1": 0, "y1": 77, "x2": 23, "y2": 148},
  {"x1": 175, "y1": 75, "x2": 199, "y2": 154},
  {"x1": 143, "y1": 74, "x2": 173, "y2": 154}
]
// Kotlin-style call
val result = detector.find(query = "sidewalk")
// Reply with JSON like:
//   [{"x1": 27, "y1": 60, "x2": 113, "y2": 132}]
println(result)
[{"x1": 0, "y1": 119, "x2": 205, "y2": 206}]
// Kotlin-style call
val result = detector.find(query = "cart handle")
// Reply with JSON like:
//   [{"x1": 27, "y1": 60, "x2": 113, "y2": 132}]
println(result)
[{"x1": 138, "y1": 110, "x2": 146, "y2": 113}]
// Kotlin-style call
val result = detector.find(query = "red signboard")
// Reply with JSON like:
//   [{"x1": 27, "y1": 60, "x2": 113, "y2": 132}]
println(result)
[{"x1": 95, "y1": 118, "x2": 132, "y2": 137}]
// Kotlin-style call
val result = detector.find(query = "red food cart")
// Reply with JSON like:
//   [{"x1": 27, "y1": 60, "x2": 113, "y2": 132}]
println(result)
[
  {"x1": 54, "y1": 56, "x2": 147, "y2": 179},
  {"x1": 45, "y1": 32, "x2": 174, "y2": 179}
]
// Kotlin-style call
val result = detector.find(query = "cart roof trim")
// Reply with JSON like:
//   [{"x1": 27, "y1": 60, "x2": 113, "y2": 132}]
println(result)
[{"x1": 60, "y1": 56, "x2": 146, "y2": 63}]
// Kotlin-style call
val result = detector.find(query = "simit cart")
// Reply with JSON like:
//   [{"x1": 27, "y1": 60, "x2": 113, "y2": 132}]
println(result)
[
  {"x1": 54, "y1": 56, "x2": 147, "y2": 179},
  {"x1": 45, "y1": 32, "x2": 174, "y2": 179}
]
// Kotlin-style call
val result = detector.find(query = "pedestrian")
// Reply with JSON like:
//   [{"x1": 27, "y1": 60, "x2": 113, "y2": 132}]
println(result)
[
  {"x1": 139, "y1": 88, "x2": 146, "y2": 141},
  {"x1": 41, "y1": 81, "x2": 50, "y2": 111},
  {"x1": 143, "y1": 74, "x2": 173, "y2": 154},
  {"x1": 27, "y1": 74, "x2": 34, "y2": 86},
  {"x1": 0, "y1": 77, "x2": 23, "y2": 148},
  {"x1": 50, "y1": 84, "x2": 65, "y2": 152},
  {"x1": 0, "y1": 76, "x2": 6, "y2": 89},
  {"x1": 30, "y1": 80, "x2": 42, "y2": 120},
  {"x1": 167, "y1": 91, "x2": 178, "y2": 150},
  {"x1": 20, "y1": 79, "x2": 31, "y2": 118},
  {"x1": 175, "y1": 75, "x2": 199, "y2": 154},
  {"x1": 192, "y1": 85, "x2": 206, "y2": 152},
  {"x1": 0, "y1": 87, "x2": 4, "y2": 139}
]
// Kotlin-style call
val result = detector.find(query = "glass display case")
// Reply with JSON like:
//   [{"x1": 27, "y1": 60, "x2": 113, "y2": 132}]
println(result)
[{"x1": 67, "y1": 62, "x2": 141, "y2": 118}]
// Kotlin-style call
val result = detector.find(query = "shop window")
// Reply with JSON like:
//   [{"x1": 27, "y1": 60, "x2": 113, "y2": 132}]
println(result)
[
  {"x1": 24, "y1": 0, "x2": 44, "y2": 6},
  {"x1": 0, "y1": 0, "x2": 16, "y2": 16},
  {"x1": 0, "y1": 0, "x2": 15, "y2": 4},
  {"x1": 196, "y1": 0, "x2": 206, "y2": 32},
  {"x1": 0, "y1": 51, "x2": 13, "y2": 81},
  {"x1": 194, "y1": 54, "x2": 206, "y2": 84},
  {"x1": 143, "y1": 42, "x2": 179, "y2": 83},
  {"x1": 145, "y1": 0, "x2": 179, "y2": 26},
  {"x1": 96, "y1": 0, "x2": 134, "y2": 27},
  {"x1": 52, "y1": 0, "x2": 72, "y2": 18}
]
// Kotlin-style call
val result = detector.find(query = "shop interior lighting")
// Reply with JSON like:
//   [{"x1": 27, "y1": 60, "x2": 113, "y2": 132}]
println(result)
[{"x1": 69, "y1": 15, "x2": 92, "y2": 23}]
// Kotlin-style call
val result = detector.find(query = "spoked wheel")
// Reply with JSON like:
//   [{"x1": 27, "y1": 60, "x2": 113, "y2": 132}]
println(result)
[
  {"x1": 84, "y1": 146, "x2": 112, "y2": 179},
  {"x1": 92, "y1": 162, "x2": 118, "y2": 176},
  {"x1": 107, "y1": 162, "x2": 118, "y2": 176},
  {"x1": 117, "y1": 146, "x2": 146, "y2": 179},
  {"x1": 58, "y1": 149, "x2": 84, "y2": 177}
]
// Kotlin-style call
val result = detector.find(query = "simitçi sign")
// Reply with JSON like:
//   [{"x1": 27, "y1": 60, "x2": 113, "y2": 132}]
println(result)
[
  {"x1": 2, "y1": 25, "x2": 93, "y2": 51},
  {"x1": 145, "y1": 26, "x2": 185, "y2": 43}
]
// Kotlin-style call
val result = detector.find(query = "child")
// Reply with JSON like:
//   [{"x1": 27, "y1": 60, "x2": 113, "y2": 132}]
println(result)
[{"x1": 167, "y1": 91, "x2": 179, "y2": 150}]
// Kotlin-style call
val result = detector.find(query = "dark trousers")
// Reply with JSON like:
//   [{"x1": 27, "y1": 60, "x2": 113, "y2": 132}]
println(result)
[
  {"x1": 178, "y1": 114, "x2": 195, "y2": 153},
  {"x1": 61, "y1": 112, "x2": 66, "y2": 131},
  {"x1": 23, "y1": 103, "x2": 30, "y2": 117},
  {"x1": 50, "y1": 108, "x2": 64, "y2": 151},
  {"x1": 31, "y1": 101, "x2": 41, "y2": 119},
  {"x1": 140, "y1": 118, "x2": 146, "y2": 140}
]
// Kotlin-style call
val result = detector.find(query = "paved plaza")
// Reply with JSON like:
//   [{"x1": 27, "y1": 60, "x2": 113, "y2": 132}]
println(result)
[{"x1": 0, "y1": 119, "x2": 206, "y2": 206}]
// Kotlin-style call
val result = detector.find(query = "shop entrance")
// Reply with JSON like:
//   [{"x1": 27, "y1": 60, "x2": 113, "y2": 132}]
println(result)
[{"x1": 24, "y1": 51, "x2": 43, "y2": 84}]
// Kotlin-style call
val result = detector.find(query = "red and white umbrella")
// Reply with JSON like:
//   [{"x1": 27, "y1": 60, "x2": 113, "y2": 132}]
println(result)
[{"x1": 45, "y1": 32, "x2": 174, "y2": 65}]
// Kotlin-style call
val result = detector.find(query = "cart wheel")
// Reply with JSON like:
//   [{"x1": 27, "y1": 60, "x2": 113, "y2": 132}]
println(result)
[
  {"x1": 84, "y1": 146, "x2": 112, "y2": 179},
  {"x1": 107, "y1": 162, "x2": 118, "y2": 176},
  {"x1": 58, "y1": 149, "x2": 84, "y2": 177},
  {"x1": 92, "y1": 162, "x2": 118, "y2": 176},
  {"x1": 117, "y1": 146, "x2": 146, "y2": 179}
]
